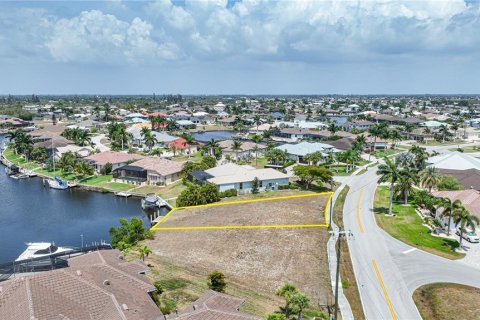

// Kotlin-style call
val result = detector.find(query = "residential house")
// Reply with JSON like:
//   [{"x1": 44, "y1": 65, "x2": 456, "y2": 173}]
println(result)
[
  {"x1": 0, "y1": 249, "x2": 162, "y2": 320},
  {"x1": 407, "y1": 128, "x2": 435, "y2": 143},
  {"x1": 127, "y1": 127, "x2": 177, "y2": 148},
  {"x1": 113, "y1": 157, "x2": 184, "y2": 186},
  {"x1": 427, "y1": 152, "x2": 480, "y2": 172},
  {"x1": 55, "y1": 145, "x2": 94, "y2": 159},
  {"x1": 167, "y1": 138, "x2": 199, "y2": 156},
  {"x1": 276, "y1": 141, "x2": 339, "y2": 163},
  {"x1": 198, "y1": 163, "x2": 290, "y2": 193},
  {"x1": 341, "y1": 120, "x2": 373, "y2": 131},
  {"x1": 433, "y1": 168, "x2": 480, "y2": 191},
  {"x1": 432, "y1": 189, "x2": 480, "y2": 230},
  {"x1": 366, "y1": 136, "x2": 388, "y2": 150},
  {"x1": 219, "y1": 140, "x2": 267, "y2": 160},
  {"x1": 84, "y1": 151, "x2": 145, "y2": 173}
]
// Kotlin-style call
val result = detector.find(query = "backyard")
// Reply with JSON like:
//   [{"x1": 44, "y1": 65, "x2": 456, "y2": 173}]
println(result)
[
  {"x1": 141, "y1": 194, "x2": 332, "y2": 318},
  {"x1": 374, "y1": 186, "x2": 463, "y2": 259},
  {"x1": 413, "y1": 283, "x2": 480, "y2": 320}
]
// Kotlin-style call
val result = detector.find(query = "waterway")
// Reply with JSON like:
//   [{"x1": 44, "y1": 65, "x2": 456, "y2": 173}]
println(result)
[
  {"x1": 0, "y1": 135, "x2": 162, "y2": 263},
  {"x1": 192, "y1": 130, "x2": 235, "y2": 142}
]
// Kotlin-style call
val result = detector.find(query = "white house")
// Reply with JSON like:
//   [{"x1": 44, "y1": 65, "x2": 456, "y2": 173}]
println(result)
[
  {"x1": 202, "y1": 163, "x2": 290, "y2": 193},
  {"x1": 275, "y1": 142, "x2": 339, "y2": 163}
]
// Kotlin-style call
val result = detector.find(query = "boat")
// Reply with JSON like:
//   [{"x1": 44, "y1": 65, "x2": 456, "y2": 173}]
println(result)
[
  {"x1": 10, "y1": 173, "x2": 28, "y2": 179},
  {"x1": 48, "y1": 176, "x2": 69, "y2": 190},
  {"x1": 46, "y1": 138, "x2": 69, "y2": 190},
  {"x1": 115, "y1": 191, "x2": 131, "y2": 197},
  {"x1": 15, "y1": 242, "x2": 74, "y2": 266},
  {"x1": 5, "y1": 165, "x2": 20, "y2": 175},
  {"x1": 141, "y1": 194, "x2": 160, "y2": 209}
]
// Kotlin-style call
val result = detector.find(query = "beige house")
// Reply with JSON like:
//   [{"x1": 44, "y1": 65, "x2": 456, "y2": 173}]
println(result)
[
  {"x1": 84, "y1": 151, "x2": 145, "y2": 173},
  {"x1": 113, "y1": 156, "x2": 184, "y2": 186}
]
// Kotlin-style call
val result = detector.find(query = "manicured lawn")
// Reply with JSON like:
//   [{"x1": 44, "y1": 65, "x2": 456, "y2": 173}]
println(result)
[
  {"x1": 372, "y1": 148, "x2": 400, "y2": 158},
  {"x1": 413, "y1": 283, "x2": 480, "y2": 320},
  {"x1": 35, "y1": 168, "x2": 87, "y2": 181},
  {"x1": 101, "y1": 182, "x2": 133, "y2": 191},
  {"x1": 374, "y1": 186, "x2": 463, "y2": 260},
  {"x1": 171, "y1": 152, "x2": 202, "y2": 163},
  {"x1": 80, "y1": 175, "x2": 113, "y2": 185},
  {"x1": 448, "y1": 145, "x2": 480, "y2": 153},
  {"x1": 329, "y1": 165, "x2": 355, "y2": 176},
  {"x1": 248, "y1": 156, "x2": 268, "y2": 169}
]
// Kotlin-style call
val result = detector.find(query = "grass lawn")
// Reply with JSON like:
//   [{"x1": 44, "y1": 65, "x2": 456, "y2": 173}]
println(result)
[
  {"x1": 372, "y1": 148, "x2": 401, "y2": 158},
  {"x1": 171, "y1": 152, "x2": 203, "y2": 163},
  {"x1": 100, "y1": 182, "x2": 133, "y2": 191},
  {"x1": 80, "y1": 175, "x2": 113, "y2": 185},
  {"x1": 332, "y1": 186, "x2": 366, "y2": 320},
  {"x1": 330, "y1": 165, "x2": 355, "y2": 176},
  {"x1": 413, "y1": 283, "x2": 480, "y2": 320},
  {"x1": 448, "y1": 145, "x2": 480, "y2": 153},
  {"x1": 35, "y1": 168, "x2": 87, "y2": 181},
  {"x1": 248, "y1": 156, "x2": 268, "y2": 169},
  {"x1": 374, "y1": 186, "x2": 463, "y2": 260},
  {"x1": 419, "y1": 140, "x2": 465, "y2": 146}
]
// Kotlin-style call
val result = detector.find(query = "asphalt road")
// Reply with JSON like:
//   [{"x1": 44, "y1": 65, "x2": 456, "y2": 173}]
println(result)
[{"x1": 341, "y1": 166, "x2": 480, "y2": 320}]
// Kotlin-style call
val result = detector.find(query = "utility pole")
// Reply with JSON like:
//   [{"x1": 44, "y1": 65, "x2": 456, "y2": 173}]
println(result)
[
  {"x1": 328, "y1": 195, "x2": 334, "y2": 230},
  {"x1": 333, "y1": 228, "x2": 353, "y2": 320}
]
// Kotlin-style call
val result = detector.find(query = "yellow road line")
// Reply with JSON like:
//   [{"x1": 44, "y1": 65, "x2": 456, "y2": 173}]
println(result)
[
  {"x1": 152, "y1": 192, "x2": 333, "y2": 230},
  {"x1": 324, "y1": 192, "x2": 334, "y2": 226},
  {"x1": 372, "y1": 259, "x2": 397, "y2": 320},
  {"x1": 357, "y1": 189, "x2": 364, "y2": 233},
  {"x1": 153, "y1": 224, "x2": 328, "y2": 231}
]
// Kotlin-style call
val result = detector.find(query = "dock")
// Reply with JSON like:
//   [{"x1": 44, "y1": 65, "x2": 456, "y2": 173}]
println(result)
[{"x1": 115, "y1": 191, "x2": 131, "y2": 198}]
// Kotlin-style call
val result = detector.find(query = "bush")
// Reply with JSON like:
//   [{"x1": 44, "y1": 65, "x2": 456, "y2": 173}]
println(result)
[
  {"x1": 278, "y1": 183, "x2": 300, "y2": 190},
  {"x1": 109, "y1": 217, "x2": 150, "y2": 249},
  {"x1": 159, "y1": 298, "x2": 177, "y2": 314},
  {"x1": 207, "y1": 271, "x2": 227, "y2": 292},
  {"x1": 220, "y1": 189, "x2": 237, "y2": 198},
  {"x1": 100, "y1": 162, "x2": 113, "y2": 175},
  {"x1": 154, "y1": 279, "x2": 188, "y2": 291},
  {"x1": 176, "y1": 182, "x2": 220, "y2": 207}
]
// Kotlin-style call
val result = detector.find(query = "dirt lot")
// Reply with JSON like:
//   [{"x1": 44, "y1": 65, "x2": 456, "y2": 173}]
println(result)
[
  {"x1": 144, "y1": 194, "x2": 332, "y2": 317},
  {"x1": 159, "y1": 195, "x2": 327, "y2": 228},
  {"x1": 413, "y1": 283, "x2": 480, "y2": 320}
]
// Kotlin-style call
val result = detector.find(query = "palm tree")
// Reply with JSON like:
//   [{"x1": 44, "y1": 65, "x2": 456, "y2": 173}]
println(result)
[
  {"x1": 410, "y1": 145, "x2": 428, "y2": 170},
  {"x1": 328, "y1": 122, "x2": 338, "y2": 135},
  {"x1": 251, "y1": 134, "x2": 263, "y2": 165},
  {"x1": 206, "y1": 139, "x2": 220, "y2": 157},
  {"x1": 304, "y1": 151, "x2": 324, "y2": 165},
  {"x1": 144, "y1": 134, "x2": 158, "y2": 151},
  {"x1": 438, "y1": 125, "x2": 450, "y2": 143},
  {"x1": 389, "y1": 130, "x2": 402, "y2": 149},
  {"x1": 377, "y1": 157, "x2": 401, "y2": 215},
  {"x1": 290, "y1": 293, "x2": 310, "y2": 320},
  {"x1": 182, "y1": 133, "x2": 196, "y2": 158},
  {"x1": 368, "y1": 123, "x2": 386, "y2": 160},
  {"x1": 395, "y1": 167, "x2": 418, "y2": 204},
  {"x1": 138, "y1": 245, "x2": 152, "y2": 261},
  {"x1": 103, "y1": 104, "x2": 111, "y2": 122},
  {"x1": 420, "y1": 167, "x2": 439, "y2": 192},
  {"x1": 232, "y1": 140, "x2": 243, "y2": 160},
  {"x1": 454, "y1": 207, "x2": 479, "y2": 249},
  {"x1": 253, "y1": 115, "x2": 262, "y2": 133},
  {"x1": 352, "y1": 134, "x2": 366, "y2": 152},
  {"x1": 276, "y1": 283, "x2": 298, "y2": 318},
  {"x1": 439, "y1": 198, "x2": 463, "y2": 236}
]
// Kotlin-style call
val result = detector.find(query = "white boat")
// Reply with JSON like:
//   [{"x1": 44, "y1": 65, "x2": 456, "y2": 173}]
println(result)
[
  {"x1": 48, "y1": 176, "x2": 69, "y2": 190},
  {"x1": 15, "y1": 242, "x2": 73, "y2": 263},
  {"x1": 142, "y1": 194, "x2": 160, "y2": 209},
  {"x1": 10, "y1": 173, "x2": 28, "y2": 179},
  {"x1": 115, "y1": 191, "x2": 131, "y2": 197}
]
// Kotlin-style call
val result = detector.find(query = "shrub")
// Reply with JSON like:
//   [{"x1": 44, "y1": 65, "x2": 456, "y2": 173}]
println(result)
[
  {"x1": 207, "y1": 271, "x2": 227, "y2": 293},
  {"x1": 220, "y1": 189, "x2": 237, "y2": 198},
  {"x1": 100, "y1": 162, "x2": 113, "y2": 175}
]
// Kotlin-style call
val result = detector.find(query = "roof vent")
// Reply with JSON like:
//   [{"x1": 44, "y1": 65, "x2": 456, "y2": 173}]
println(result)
[
  {"x1": 103, "y1": 280, "x2": 111, "y2": 286},
  {"x1": 122, "y1": 304, "x2": 129, "y2": 311},
  {"x1": 76, "y1": 270, "x2": 82, "y2": 276}
]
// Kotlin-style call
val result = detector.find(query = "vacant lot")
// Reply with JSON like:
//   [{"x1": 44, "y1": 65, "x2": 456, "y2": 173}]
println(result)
[
  {"x1": 145, "y1": 194, "x2": 331, "y2": 317},
  {"x1": 413, "y1": 283, "x2": 480, "y2": 320}
]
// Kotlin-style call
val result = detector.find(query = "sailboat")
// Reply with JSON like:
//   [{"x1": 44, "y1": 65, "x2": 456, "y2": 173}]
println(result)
[{"x1": 47, "y1": 138, "x2": 68, "y2": 190}]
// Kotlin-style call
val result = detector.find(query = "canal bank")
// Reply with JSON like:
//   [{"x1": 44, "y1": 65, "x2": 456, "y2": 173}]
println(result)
[{"x1": 0, "y1": 135, "x2": 169, "y2": 263}]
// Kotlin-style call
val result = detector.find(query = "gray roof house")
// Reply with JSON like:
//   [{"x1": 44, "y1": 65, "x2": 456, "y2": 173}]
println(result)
[{"x1": 276, "y1": 141, "x2": 339, "y2": 163}]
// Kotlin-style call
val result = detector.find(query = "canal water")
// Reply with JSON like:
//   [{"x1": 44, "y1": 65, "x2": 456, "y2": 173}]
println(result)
[
  {"x1": 192, "y1": 130, "x2": 235, "y2": 142},
  {"x1": 0, "y1": 135, "x2": 162, "y2": 263}
]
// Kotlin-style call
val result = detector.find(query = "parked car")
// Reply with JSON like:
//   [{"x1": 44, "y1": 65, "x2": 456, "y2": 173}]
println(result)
[{"x1": 456, "y1": 229, "x2": 480, "y2": 243}]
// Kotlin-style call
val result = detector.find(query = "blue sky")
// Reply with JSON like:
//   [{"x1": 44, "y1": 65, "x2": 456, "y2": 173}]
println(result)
[{"x1": 1, "y1": 0, "x2": 480, "y2": 95}]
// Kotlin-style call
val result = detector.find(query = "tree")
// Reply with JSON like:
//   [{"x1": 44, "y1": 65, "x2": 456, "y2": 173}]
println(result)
[
  {"x1": 304, "y1": 151, "x2": 324, "y2": 165},
  {"x1": 181, "y1": 133, "x2": 196, "y2": 158},
  {"x1": 109, "y1": 217, "x2": 151, "y2": 250},
  {"x1": 420, "y1": 167, "x2": 439, "y2": 192},
  {"x1": 409, "y1": 145, "x2": 429, "y2": 170},
  {"x1": 328, "y1": 122, "x2": 339, "y2": 134},
  {"x1": 252, "y1": 177, "x2": 260, "y2": 194},
  {"x1": 138, "y1": 245, "x2": 152, "y2": 261},
  {"x1": 293, "y1": 165, "x2": 333, "y2": 189},
  {"x1": 438, "y1": 124, "x2": 450, "y2": 143},
  {"x1": 437, "y1": 176, "x2": 464, "y2": 190},
  {"x1": 206, "y1": 139, "x2": 220, "y2": 157},
  {"x1": 389, "y1": 130, "x2": 402, "y2": 149},
  {"x1": 454, "y1": 207, "x2": 479, "y2": 249},
  {"x1": 232, "y1": 140, "x2": 243, "y2": 160},
  {"x1": 253, "y1": 114, "x2": 262, "y2": 132},
  {"x1": 265, "y1": 149, "x2": 287, "y2": 166},
  {"x1": 377, "y1": 157, "x2": 400, "y2": 215},
  {"x1": 439, "y1": 198, "x2": 463, "y2": 236},
  {"x1": 395, "y1": 167, "x2": 418, "y2": 204},
  {"x1": 207, "y1": 271, "x2": 227, "y2": 292},
  {"x1": 176, "y1": 183, "x2": 220, "y2": 207},
  {"x1": 30, "y1": 146, "x2": 48, "y2": 162},
  {"x1": 290, "y1": 293, "x2": 310, "y2": 320},
  {"x1": 144, "y1": 134, "x2": 158, "y2": 151},
  {"x1": 368, "y1": 123, "x2": 387, "y2": 156},
  {"x1": 276, "y1": 283, "x2": 298, "y2": 318},
  {"x1": 100, "y1": 162, "x2": 113, "y2": 175}
]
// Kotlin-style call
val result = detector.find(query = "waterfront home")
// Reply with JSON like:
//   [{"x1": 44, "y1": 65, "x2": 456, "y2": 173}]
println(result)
[
  {"x1": 165, "y1": 290, "x2": 260, "y2": 319},
  {"x1": 84, "y1": 151, "x2": 145, "y2": 173},
  {"x1": 55, "y1": 145, "x2": 94, "y2": 159},
  {"x1": 175, "y1": 119, "x2": 195, "y2": 128},
  {"x1": 0, "y1": 250, "x2": 162, "y2": 320},
  {"x1": 167, "y1": 138, "x2": 199, "y2": 156},
  {"x1": 218, "y1": 116, "x2": 236, "y2": 126},
  {"x1": 276, "y1": 141, "x2": 339, "y2": 163},
  {"x1": 66, "y1": 119, "x2": 103, "y2": 131},
  {"x1": 0, "y1": 116, "x2": 32, "y2": 129},
  {"x1": 341, "y1": 120, "x2": 373, "y2": 131},
  {"x1": 218, "y1": 140, "x2": 267, "y2": 160},
  {"x1": 113, "y1": 156, "x2": 184, "y2": 186},
  {"x1": 198, "y1": 163, "x2": 290, "y2": 193},
  {"x1": 127, "y1": 127, "x2": 177, "y2": 148},
  {"x1": 248, "y1": 122, "x2": 273, "y2": 134},
  {"x1": 420, "y1": 120, "x2": 447, "y2": 129}
]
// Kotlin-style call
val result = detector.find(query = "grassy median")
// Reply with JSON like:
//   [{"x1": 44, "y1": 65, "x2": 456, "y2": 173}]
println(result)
[{"x1": 374, "y1": 186, "x2": 463, "y2": 260}]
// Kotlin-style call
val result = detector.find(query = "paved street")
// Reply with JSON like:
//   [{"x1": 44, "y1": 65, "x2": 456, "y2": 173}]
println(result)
[{"x1": 341, "y1": 165, "x2": 480, "y2": 320}]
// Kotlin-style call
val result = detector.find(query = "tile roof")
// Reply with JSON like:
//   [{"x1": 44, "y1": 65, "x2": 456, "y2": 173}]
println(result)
[
  {"x1": 205, "y1": 163, "x2": 290, "y2": 185},
  {"x1": 0, "y1": 250, "x2": 162, "y2": 320},
  {"x1": 167, "y1": 290, "x2": 260, "y2": 320},
  {"x1": 276, "y1": 141, "x2": 339, "y2": 156},
  {"x1": 432, "y1": 189, "x2": 480, "y2": 219},
  {"x1": 218, "y1": 140, "x2": 267, "y2": 152},
  {"x1": 427, "y1": 152, "x2": 480, "y2": 171},
  {"x1": 85, "y1": 151, "x2": 145, "y2": 165},
  {"x1": 127, "y1": 157, "x2": 184, "y2": 176}
]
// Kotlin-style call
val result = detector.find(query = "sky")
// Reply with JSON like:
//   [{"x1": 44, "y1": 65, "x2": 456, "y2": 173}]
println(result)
[{"x1": 1, "y1": 0, "x2": 480, "y2": 95}]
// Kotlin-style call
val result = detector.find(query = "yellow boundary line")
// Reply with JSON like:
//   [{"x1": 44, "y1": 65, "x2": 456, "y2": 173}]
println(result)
[
  {"x1": 357, "y1": 189, "x2": 364, "y2": 233},
  {"x1": 152, "y1": 192, "x2": 333, "y2": 231},
  {"x1": 372, "y1": 259, "x2": 397, "y2": 320}
]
